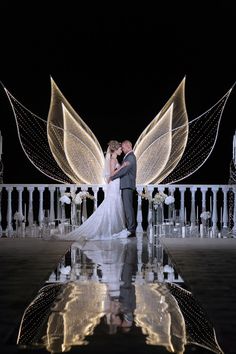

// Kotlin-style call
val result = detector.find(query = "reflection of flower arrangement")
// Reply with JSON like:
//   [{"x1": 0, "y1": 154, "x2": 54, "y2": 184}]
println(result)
[
  {"x1": 200, "y1": 211, "x2": 211, "y2": 220},
  {"x1": 59, "y1": 191, "x2": 95, "y2": 205}
]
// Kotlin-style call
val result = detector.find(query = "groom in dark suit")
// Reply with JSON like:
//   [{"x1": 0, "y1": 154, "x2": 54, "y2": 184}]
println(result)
[{"x1": 111, "y1": 140, "x2": 137, "y2": 236}]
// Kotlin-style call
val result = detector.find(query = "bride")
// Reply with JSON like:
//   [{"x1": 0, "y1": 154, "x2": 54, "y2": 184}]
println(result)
[{"x1": 56, "y1": 140, "x2": 129, "y2": 241}]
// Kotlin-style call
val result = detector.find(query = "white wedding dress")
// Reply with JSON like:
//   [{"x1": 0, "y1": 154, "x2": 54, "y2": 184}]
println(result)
[{"x1": 56, "y1": 168, "x2": 128, "y2": 241}]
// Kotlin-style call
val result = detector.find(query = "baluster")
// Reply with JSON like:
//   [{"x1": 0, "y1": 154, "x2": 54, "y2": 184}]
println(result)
[
  {"x1": 190, "y1": 186, "x2": 197, "y2": 226},
  {"x1": 49, "y1": 186, "x2": 55, "y2": 222},
  {"x1": 222, "y1": 186, "x2": 228, "y2": 229},
  {"x1": 146, "y1": 185, "x2": 154, "y2": 236},
  {"x1": 81, "y1": 185, "x2": 88, "y2": 222},
  {"x1": 59, "y1": 185, "x2": 67, "y2": 220},
  {"x1": 211, "y1": 187, "x2": 218, "y2": 233},
  {"x1": 38, "y1": 186, "x2": 45, "y2": 227},
  {"x1": 91, "y1": 185, "x2": 99, "y2": 210},
  {"x1": 136, "y1": 186, "x2": 144, "y2": 233},
  {"x1": 6, "y1": 186, "x2": 13, "y2": 237},
  {"x1": 28, "y1": 187, "x2": 34, "y2": 227},
  {"x1": 232, "y1": 186, "x2": 236, "y2": 236},
  {"x1": 179, "y1": 187, "x2": 186, "y2": 224},
  {"x1": 201, "y1": 186, "x2": 208, "y2": 212},
  {"x1": 16, "y1": 186, "x2": 24, "y2": 217}
]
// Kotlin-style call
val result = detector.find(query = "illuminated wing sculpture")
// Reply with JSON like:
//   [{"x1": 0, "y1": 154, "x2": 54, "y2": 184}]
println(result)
[{"x1": 3, "y1": 78, "x2": 233, "y2": 184}]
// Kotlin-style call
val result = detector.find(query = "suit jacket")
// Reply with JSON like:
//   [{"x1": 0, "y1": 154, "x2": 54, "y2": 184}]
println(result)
[{"x1": 111, "y1": 151, "x2": 137, "y2": 190}]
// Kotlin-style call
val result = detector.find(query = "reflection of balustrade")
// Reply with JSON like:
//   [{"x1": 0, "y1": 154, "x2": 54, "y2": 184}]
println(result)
[{"x1": 0, "y1": 183, "x2": 234, "y2": 238}]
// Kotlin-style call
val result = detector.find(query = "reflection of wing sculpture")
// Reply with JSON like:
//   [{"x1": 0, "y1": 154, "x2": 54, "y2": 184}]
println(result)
[
  {"x1": 135, "y1": 282, "x2": 224, "y2": 354},
  {"x1": 17, "y1": 280, "x2": 224, "y2": 354},
  {"x1": 18, "y1": 282, "x2": 110, "y2": 352},
  {"x1": 3, "y1": 78, "x2": 234, "y2": 184}
]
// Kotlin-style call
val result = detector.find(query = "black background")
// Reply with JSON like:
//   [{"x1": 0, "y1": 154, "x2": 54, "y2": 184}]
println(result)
[{"x1": 0, "y1": 2, "x2": 235, "y2": 184}]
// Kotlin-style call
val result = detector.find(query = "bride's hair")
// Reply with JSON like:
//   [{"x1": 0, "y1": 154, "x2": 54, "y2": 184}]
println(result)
[{"x1": 108, "y1": 140, "x2": 121, "y2": 153}]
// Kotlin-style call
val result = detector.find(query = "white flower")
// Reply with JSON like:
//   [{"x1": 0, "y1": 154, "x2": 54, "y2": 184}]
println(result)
[
  {"x1": 200, "y1": 211, "x2": 211, "y2": 220},
  {"x1": 59, "y1": 195, "x2": 71, "y2": 204},
  {"x1": 14, "y1": 211, "x2": 25, "y2": 221},
  {"x1": 152, "y1": 192, "x2": 168, "y2": 205},
  {"x1": 59, "y1": 265, "x2": 71, "y2": 275},
  {"x1": 74, "y1": 193, "x2": 82, "y2": 204},
  {"x1": 139, "y1": 187, "x2": 152, "y2": 201},
  {"x1": 165, "y1": 195, "x2": 175, "y2": 205},
  {"x1": 60, "y1": 191, "x2": 95, "y2": 205}
]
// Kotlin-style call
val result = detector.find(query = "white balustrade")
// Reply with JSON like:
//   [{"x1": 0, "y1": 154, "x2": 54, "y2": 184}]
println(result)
[{"x1": 0, "y1": 183, "x2": 235, "y2": 238}]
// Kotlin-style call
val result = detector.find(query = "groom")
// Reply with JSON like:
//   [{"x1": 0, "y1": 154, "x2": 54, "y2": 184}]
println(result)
[{"x1": 111, "y1": 140, "x2": 137, "y2": 237}]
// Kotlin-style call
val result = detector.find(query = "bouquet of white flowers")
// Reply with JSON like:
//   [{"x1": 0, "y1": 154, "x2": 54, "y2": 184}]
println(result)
[
  {"x1": 152, "y1": 192, "x2": 168, "y2": 205},
  {"x1": 13, "y1": 211, "x2": 25, "y2": 221},
  {"x1": 59, "y1": 191, "x2": 95, "y2": 205},
  {"x1": 200, "y1": 211, "x2": 211, "y2": 220},
  {"x1": 164, "y1": 195, "x2": 175, "y2": 205},
  {"x1": 139, "y1": 187, "x2": 152, "y2": 201}
]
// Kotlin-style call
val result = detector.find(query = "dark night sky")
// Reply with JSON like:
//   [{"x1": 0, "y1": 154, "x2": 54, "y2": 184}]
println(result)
[{"x1": 0, "y1": 2, "x2": 235, "y2": 185}]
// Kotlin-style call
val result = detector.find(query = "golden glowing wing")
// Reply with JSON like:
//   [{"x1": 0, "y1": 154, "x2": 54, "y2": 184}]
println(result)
[
  {"x1": 47, "y1": 78, "x2": 105, "y2": 184},
  {"x1": 134, "y1": 79, "x2": 234, "y2": 185},
  {"x1": 162, "y1": 87, "x2": 233, "y2": 184},
  {"x1": 3, "y1": 88, "x2": 73, "y2": 184},
  {"x1": 134, "y1": 77, "x2": 188, "y2": 185}
]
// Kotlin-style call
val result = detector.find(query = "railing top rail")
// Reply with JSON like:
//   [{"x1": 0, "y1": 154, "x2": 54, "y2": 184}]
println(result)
[{"x1": 0, "y1": 183, "x2": 234, "y2": 188}]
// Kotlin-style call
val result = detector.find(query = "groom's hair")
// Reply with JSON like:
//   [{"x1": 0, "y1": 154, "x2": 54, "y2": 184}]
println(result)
[{"x1": 122, "y1": 140, "x2": 132, "y2": 148}]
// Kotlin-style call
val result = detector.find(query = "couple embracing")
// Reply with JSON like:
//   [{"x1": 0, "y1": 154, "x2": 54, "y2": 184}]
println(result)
[{"x1": 61, "y1": 140, "x2": 137, "y2": 241}]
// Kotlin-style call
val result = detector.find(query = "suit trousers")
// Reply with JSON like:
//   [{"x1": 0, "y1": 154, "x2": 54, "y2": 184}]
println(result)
[{"x1": 121, "y1": 188, "x2": 136, "y2": 233}]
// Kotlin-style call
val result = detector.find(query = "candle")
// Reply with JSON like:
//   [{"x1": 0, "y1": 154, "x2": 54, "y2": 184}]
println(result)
[
  {"x1": 181, "y1": 226, "x2": 186, "y2": 238},
  {"x1": 184, "y1": 207, "x2": 187, "y2": 225},
  {"x1": 220, "y1": 207, "x2": 223, "y2": 225},
  {"x1": 196, "y1": 205, "x2": 199, "y2": 222}
]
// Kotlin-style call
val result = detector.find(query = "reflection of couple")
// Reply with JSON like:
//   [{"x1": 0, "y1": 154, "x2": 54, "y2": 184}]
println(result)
[
  {"x1": 60, "y1": 139, "x2": 137, "y2": 241},
  {"x1": 106, "y1": 238, "x2": 137, "y2": 334}
]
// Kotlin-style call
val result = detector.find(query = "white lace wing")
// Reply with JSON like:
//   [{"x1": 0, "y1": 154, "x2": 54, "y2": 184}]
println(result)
[
  {"x1": 47, "y1": 78, "x2": 105, "y2": 184},
  {"x1": 134, "y1": 77, "x2": 188, "y2": 185}
]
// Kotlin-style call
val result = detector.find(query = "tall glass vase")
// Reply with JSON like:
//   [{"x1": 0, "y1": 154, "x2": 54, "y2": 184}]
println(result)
[
  {"x1": 168, "y1": 203, "x2": 175, "y2": 225},
  {"x1": 153, "y1": 203, "x2": 163, "y2": 238}
]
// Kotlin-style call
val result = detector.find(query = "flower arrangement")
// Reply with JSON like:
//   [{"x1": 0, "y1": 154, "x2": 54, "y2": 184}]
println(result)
[
  {"x1": 139, "y1": 187, "x2": 152, "y2": 201},
  {"x1": 164, "y1": 195, "x2": 175, "y2": 205},
  {"x1": 139, "y1": 187, "x2": 172, "y2": 206},
  {"x1": 59, "y1": 191, "x2": 95, "y2": 205},
  {"x1": 13, "y1": 211, "x2": 25, "y2": 222},
  {"x1": 200, "y1": 211, "x2": 211, "y2": 220},
  {"x1": 152, "y1": 192, "x2": 168, "y2": 205}
]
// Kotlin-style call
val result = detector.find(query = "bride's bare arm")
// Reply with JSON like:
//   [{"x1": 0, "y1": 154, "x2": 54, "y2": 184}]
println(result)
[{"x1": 110, "y1": 158, "x2": 117, "y2": 176}]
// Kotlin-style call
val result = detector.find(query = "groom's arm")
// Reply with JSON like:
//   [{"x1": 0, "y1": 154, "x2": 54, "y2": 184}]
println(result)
[{"x1": 111, "y1": 155, "x2": 134, "y2": 181}]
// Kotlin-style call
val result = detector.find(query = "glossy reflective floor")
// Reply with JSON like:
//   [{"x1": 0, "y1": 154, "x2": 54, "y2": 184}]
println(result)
[{"x1": 17, "y1": 236, "x2": 224, "y2": 354}]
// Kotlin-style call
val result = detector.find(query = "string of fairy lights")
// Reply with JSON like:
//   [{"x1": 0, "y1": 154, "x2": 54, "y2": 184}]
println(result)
[{"x1": 3, "y1": 78, "x2": 234, "y2": 185}]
